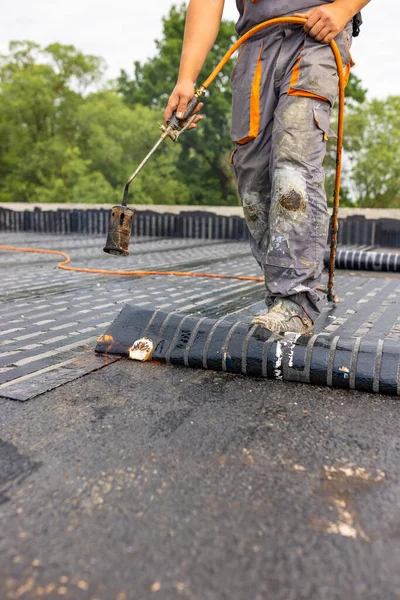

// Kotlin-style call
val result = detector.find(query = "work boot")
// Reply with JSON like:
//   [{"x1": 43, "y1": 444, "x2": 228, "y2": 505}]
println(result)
[{"x1": 251, "y1": 298, "x2": 314, "y2": 334}]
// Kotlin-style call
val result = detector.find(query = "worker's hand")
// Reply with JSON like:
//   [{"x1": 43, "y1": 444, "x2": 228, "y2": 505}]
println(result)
[
  {"x1": 294, "y1": 3, "x2": 352, "y2": 44},
  {"x1": 164, "y1": 77, "x2": 203, "y2": 130}
]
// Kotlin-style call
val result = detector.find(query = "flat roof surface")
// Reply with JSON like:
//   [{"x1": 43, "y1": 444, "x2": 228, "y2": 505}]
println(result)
[
  {"x1": 1, "y1": 233, "x2": 400, "y2": 598},
  {"x1": 1, "y1": 233, "x2": 399, "y2": 400}
]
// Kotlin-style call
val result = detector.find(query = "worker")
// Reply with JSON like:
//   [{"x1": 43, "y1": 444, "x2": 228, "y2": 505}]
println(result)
[{"x1": 164, "y1": 0, "x2": 370, "y2": 334}]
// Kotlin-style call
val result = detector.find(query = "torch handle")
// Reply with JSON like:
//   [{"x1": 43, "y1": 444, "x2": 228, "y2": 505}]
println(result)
[{"x1": 167, "y1": 95, "x2": 200, "y2": 130}]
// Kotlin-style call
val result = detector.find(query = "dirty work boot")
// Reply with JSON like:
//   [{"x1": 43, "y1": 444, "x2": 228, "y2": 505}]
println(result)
[{"x1": 251, "y1": 298, "x2": 314, "y2": 334}]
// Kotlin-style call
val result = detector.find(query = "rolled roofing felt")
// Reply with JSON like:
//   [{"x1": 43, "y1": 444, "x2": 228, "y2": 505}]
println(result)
[
  {"x1": 96, "y1": 305, "x2": 400, "y2": 397},
  {"x1": 323, "y1": 249, "x2": 400, "y2": 273}
]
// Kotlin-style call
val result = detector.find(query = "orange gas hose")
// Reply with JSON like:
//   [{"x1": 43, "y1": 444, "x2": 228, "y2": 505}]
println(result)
[
  {"x1": 0, "y1": 245, "x2": 265, "y2": 282},
  {"x1": 0, "y1": 245, "x2": 331, "y2": 298},
  {"x1": 0, "y1": 17, "x2": 344, "y2": 301}
]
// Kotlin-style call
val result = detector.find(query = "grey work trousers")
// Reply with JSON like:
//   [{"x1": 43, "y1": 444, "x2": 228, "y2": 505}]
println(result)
[{"x1": 230, "y1": 22, "x2": 353, "y2": 320}]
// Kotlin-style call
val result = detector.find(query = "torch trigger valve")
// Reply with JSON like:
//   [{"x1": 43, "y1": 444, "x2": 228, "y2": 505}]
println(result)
[{"x1": 158, "y1": 113, "x2": 198, "y2": 142}]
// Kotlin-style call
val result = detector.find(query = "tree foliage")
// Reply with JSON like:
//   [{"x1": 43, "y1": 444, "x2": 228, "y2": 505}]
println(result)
[
  {"x1": 324, "y1": 78, "x2": 400, "y2": 208},
  {"x1": 324, "y1": 72, "x2": 368, "y2": 207},
  {"x1": 344, "y1": 96, "x2": 400, "y2": 208},
  {"x1": 0, "y1": 8, "x2": 398, "y2": 209},
  {"x1": 118, "y1": 3, "x2": 238, "y2": 206},
  {"x1": 0, "y1": 40, "x2": 189, "y2": 204}
]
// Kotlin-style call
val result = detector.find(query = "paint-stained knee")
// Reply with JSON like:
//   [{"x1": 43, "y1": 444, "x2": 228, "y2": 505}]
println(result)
[
  {"x1": 273, "y1": 168, "x2": 308, "y2": 218},
  {"x1": 279, "y1": 189, "x2": 306, "y2": 211}
]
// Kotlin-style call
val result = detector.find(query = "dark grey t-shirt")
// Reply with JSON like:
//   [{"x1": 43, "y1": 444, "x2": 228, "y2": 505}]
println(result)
[{"x1": 235, "y1": 1, "x2": 335, "y2": 35}]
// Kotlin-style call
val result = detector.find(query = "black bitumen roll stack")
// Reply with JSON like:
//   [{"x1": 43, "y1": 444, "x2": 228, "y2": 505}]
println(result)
[{"x1": 96, "y1": 305, "x2": 400, "y2": 397}]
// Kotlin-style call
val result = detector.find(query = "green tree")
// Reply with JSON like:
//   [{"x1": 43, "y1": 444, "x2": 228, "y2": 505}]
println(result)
[
  {"x1": 118, "y1": 3, "x2": 238, "y2": 205},
  {"x1": 324, "y1": 72, "x2": 368, "y2": 207},
  {"x1": 74, "y1": 92, "x2": 190, "y2": 204},
  {"x1": 345, "y1": 72, "x2": 368, "y2": 107},
  {"x1": 0, "y1": 41, "x2": 189, "y2": 204},
  {"x1": 0, "y1": 41, "x2": 107, "y2": 202},
  {"x1": 345, "y1": 96, "x2": 400, "y2": 208},
  {"x1": 1, "y1": 31, "x2": 396, "y2": 210}
]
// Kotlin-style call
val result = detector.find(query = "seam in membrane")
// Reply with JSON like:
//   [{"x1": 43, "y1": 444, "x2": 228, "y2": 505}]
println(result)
[
  {"x1": 373, "y1": 339, "x2": 384, "y2": 393},
  {"x1": 221, "y1": 321, "x2": 243, "y2": 372},
  {"x1": 141, "y1": 309, "x2": 160, "y2": 338},
  {"x1": 261, "y1": 332, "x2": 281, "y2": 378},
  {"x1": 202, "y1": 318, "x2": 226, "y2": 370},
  {"x1": 183, "y1": 317, "x2": 208, "y2": 367},
  {"x1": 241, "y1": 325, "x2": 258, "y2": 375},
  {"x1": 327, "y1": 336, "x2": 340, "y2": 387},
  {"x1": 303, "y1": 334, "x2": 319, "y2": 384},
  {"x1": 349, "y1": 337, "x2": 362, "y2": 390},
  {"x1": 164, "y1": 314, "x2": 192, "y2": 364}
]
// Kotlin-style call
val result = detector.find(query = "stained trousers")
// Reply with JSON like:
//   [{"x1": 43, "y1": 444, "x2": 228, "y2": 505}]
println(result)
[{"x1": 230, "y1": 22, "x2": 353, "y2": 320}]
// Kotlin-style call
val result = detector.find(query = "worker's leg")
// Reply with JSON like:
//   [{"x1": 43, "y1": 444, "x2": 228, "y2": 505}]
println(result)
[
  {"x1": 230, "y1": 28, "x2": 285, "y2": 267},
  {"x1": 264, "y1": 94, "x2": 334, "y2": 321},
  {"x1": 231, "y1": 126, "x2": 273, "y2": 268},
  {"x1": 262, "y1": 24, "x2": 353, "y2": 323},
  {"x1": 232, "y1": 24, "x2": 353, "y2": 331}
]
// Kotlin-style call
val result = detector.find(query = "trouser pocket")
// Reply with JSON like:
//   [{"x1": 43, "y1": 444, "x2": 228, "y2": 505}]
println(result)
[
  {"x1": 231, "y1": 41, "x2": 264, "y2": 144},
  {"x1": 312, "y1": 103, "x2": 337, "y2": 141},
  {"x1": 287, "y1": 25, "x2": 354, "y2": 106}
]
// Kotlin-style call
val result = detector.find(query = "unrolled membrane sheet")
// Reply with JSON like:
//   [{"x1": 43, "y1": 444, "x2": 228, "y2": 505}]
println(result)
[{"x1": 95, "y1": 305, "x2": 400, "y2": 396}]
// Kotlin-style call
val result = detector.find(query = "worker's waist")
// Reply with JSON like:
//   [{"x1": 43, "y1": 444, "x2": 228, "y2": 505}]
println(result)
[
  {"x1": 235, "y1": 2, "x2": 345, "y2": 37},
  {"x1": 235, "y1": 16, "x2": 353, "y2": 44},
  {"x1": 236, "y1": 21, "x2": 304, "y2": 44}
]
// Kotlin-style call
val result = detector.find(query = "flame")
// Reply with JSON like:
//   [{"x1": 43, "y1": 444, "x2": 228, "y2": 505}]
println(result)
[
  {"x1": 97, "y1": 333, "x2": 115, "y2": 353},
  {"x1": 97, "y1": 333, "x2": 114, "y2": 343}
]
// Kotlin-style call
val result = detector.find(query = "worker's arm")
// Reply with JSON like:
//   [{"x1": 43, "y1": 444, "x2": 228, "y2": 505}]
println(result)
[
  {"x1": 295, "y1": 0, "x2": 372, "y2": 44},
  {"x1": 164, "y1": 0, "x2": 225, "y2": 126}
]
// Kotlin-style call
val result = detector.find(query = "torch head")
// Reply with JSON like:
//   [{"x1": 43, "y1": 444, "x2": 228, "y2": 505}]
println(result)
[{"x1": 103, "y1": 205, "x2": 135, "y2": 256}]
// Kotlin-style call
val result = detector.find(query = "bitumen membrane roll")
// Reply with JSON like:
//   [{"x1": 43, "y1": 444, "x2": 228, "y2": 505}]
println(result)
[
  {"x1": 323, "y1": 248, "x2": 400, "y2": 272},
  {"x1": 96, "y1": 305, "x2": 400, "y2": 397}
]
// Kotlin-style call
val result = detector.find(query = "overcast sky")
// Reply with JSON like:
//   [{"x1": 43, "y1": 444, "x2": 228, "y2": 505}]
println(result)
[{"x1": 1, "y1": 1, "x2": 398, "y2": 100}]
